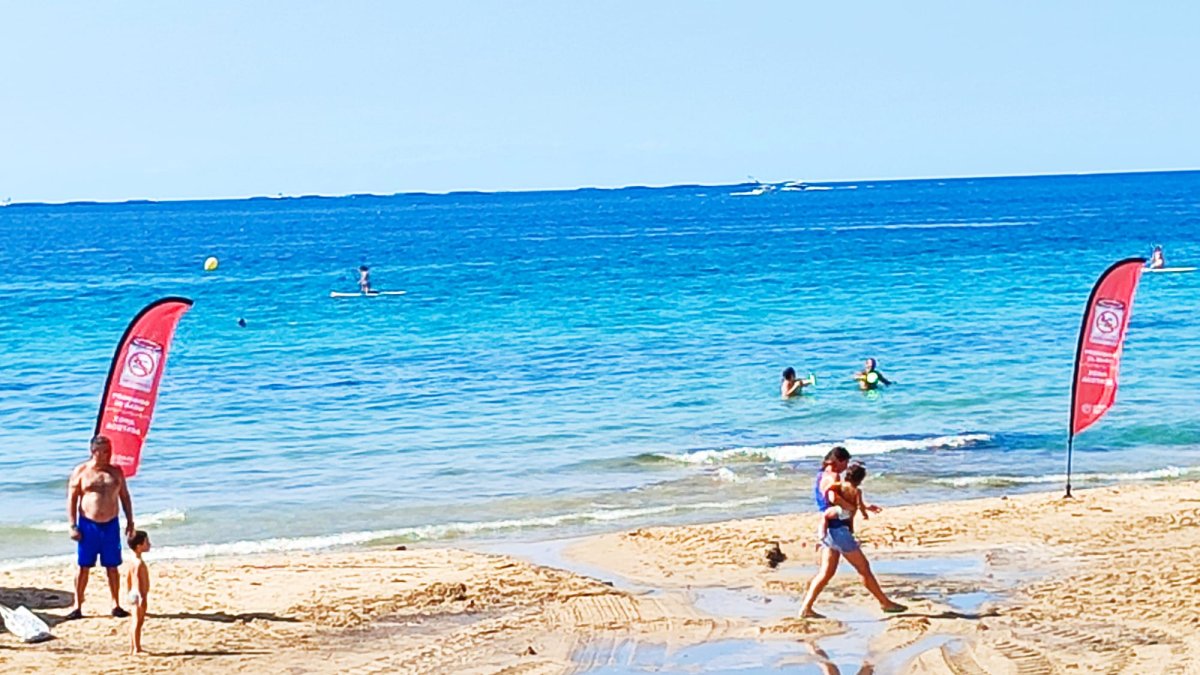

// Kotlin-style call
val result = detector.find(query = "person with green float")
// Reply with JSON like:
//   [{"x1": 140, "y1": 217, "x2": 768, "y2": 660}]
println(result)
[{"x1": 854, "y1": 358, "x2": 892, "y2": 391}]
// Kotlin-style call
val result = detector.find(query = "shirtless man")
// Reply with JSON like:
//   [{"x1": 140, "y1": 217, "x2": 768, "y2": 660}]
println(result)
[{"x1": 66, "y1": 435, "x2": 135, "y2": 619}]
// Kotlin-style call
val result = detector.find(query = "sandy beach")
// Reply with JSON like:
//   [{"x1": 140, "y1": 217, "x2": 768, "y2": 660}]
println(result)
[
  {"x1": 6, "y1": 3, "x2": 1199, "y2": 672},
  {"x1": 4, "y1": 480, "x2": 1200, "y2": 673}
]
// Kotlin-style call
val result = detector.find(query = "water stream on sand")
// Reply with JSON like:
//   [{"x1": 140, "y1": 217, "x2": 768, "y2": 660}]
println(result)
[{"x1": 487, "y1": 540, "x2": 1006, "y2": 674}]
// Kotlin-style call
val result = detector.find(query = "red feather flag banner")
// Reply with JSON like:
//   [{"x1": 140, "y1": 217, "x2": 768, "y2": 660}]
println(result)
[
  {"x1": 94, "y1": 297, "x2": 193, "y2": 478},
  {"x1": 1066, "y1": 258, "x2": 1145, "y2": 497}
]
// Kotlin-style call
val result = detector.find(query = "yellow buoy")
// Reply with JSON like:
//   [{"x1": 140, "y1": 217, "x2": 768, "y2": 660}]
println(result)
[{"x1": 203, "y1": 256, "x2": 219, "y2": 271}]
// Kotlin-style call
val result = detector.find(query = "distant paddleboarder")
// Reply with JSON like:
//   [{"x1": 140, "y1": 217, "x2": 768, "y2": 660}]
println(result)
[
  {"x1": 358, "y1": 265, "x2": 373, "y2": 294},
  {"x1": 1148, "y1": 245, "x2": 1165, "y2": 270},
  {"x1": 330, "y1": 268, "x2": 406, "y2": 298},
  {"x1": 855, "y1": 358, "x2": 892, "y2": 391}
]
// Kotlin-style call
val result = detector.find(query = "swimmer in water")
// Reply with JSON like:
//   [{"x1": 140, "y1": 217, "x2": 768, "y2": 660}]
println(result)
[
  {"x1": 781, "y1": 367, "x2": 817, "y2": 399},
  {"x1": 1148, "y1": 245, "x2": 1165, "y2": 270},
  {"x1": 358, "y1": 265, "x2": 373, "y2": 294},
  {"x1": 855, "y1": 358, "x2": 892, "y2": 391}
]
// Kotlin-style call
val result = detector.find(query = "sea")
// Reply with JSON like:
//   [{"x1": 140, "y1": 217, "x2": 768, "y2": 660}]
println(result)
[{"x1": 1, "y1": 171, "x2": 1198, "y2": 567}]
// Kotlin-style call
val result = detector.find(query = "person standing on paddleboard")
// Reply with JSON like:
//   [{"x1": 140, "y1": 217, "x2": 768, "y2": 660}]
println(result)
[
  {"x1": 1148, "y1": 245, "x2": 1165, "y2": 270},
  {"x1": 855, "y1": 358, "x2": 892, "y2": 391},
  {"x1": 358, "y1": 265, "x2": 373, "y2": 294}
]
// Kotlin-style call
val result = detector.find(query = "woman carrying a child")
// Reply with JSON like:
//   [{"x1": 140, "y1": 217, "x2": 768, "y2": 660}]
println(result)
[{"x1": 798, "y1": 446, "x2": 907, "y2": 618}]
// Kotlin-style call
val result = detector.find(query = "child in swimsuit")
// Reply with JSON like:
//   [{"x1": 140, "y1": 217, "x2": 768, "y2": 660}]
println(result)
[
  {"x1": 124, "y1": 530, "x2": 151, "y2": 655},
  {"x1": 818, "y1": 463, "x2": 870, "y2": 541}
]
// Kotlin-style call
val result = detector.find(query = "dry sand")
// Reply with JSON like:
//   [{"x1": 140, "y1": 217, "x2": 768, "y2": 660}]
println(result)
[
  {"x1": 3, "y1": 481, "x2": 1200, "y2": 673},
  {"x1": 0, "y1": 547, "x2": 746, "y2": 674}
]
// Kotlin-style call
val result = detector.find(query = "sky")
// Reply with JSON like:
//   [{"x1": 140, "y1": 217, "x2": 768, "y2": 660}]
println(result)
[{"x1": 2, "y1": 1, "x2": 1198, "y2": 202}]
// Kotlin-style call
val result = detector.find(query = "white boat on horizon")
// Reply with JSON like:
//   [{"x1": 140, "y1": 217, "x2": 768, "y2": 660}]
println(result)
[
  {"x1": 731, "y1": 180, "x2": 777, "y2": 196},
  {"x1": 780, "y1": 181, "x2": 832, "y2": 192}
]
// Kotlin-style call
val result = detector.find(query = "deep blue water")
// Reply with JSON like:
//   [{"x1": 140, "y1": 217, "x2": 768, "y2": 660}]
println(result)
[{"x1": 2, "y1": 172, "x2": 1198, "y2": 564}]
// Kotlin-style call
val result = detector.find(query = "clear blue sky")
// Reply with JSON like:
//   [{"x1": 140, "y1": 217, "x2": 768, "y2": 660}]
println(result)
[{"x1": 2, "y1": 1, "x2": 1198, "y2": 202}]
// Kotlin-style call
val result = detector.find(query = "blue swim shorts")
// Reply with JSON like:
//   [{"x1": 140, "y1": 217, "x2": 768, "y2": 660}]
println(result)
[
  {"x1": 77, "y1": 515, "x2": 122, "y2": 568},
  {"x1": 820, "y1": 525, "x2": 861, "y2": 554}
]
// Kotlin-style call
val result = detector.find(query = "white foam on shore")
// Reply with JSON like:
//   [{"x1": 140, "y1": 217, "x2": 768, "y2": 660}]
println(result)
[
  {"x1": 712, "y1": 467, "x2": 744, "y2": 483},
  {"x1": 661, "y1": 434, "x2": 992, "y2": 465},
  {"x1": 30, "y1": 508, "x2": 187, "y2": 533},
  {"x1": 933, "y1": 465, "x2": 1200, "y2": 487},
  {"x1": 0, "y1": 497, "x2": 769, "y2": 571}
]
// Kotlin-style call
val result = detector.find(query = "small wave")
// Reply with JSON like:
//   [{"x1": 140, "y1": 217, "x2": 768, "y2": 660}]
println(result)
[
  {"x1": 826, "y1": 221, "x2": 1029, "y2": 233},
  {"x1": 933, "y1": 466, "x2": 1200, "y2": 488},
  {"x1": 659, "y1": 434, "x2": 992, "y2": 465},
  {"x1": 712, "y1": 467, "x2": 743, "y2": 483},
  {"x1": 0, "y1": 498, "x2": 768, "y2": 571},
  {"x1": 29, "y1": 509, "x2": 187, "y2": 533},
  {"x1": 0, "y1": 477, "x2": 69, "y2": 492}
]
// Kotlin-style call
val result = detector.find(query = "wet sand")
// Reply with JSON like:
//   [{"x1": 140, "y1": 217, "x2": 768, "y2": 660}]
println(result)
[
  {"x1": 3, "y1": 481, "x2": 1200, "y2": 673},
  {"x1": 568, "y1": 480, "x2": 1200, "y2": 673}
]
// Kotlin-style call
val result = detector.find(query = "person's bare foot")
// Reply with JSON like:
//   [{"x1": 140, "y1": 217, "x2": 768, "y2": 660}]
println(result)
[
  {"x1": 881, "y1": 602, "x2": 908, "y2": 614},
  {"x1": 799, "y1": 610, "x2": 826, "y2": 619},
  {"x1": 802, "y1": 642, "x2": 831, "y2": 659},
  {"x1": 128, "y1": 648, "x2": 144, "y2": 656}
]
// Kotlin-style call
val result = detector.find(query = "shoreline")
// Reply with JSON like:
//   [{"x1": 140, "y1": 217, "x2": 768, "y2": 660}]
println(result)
[
  {"x1": 3, "y1": 480, "x2": 1200, "y2": 673},
  {"x1": 11, "y1": 462, "x2": 1200, "y2": 572}
]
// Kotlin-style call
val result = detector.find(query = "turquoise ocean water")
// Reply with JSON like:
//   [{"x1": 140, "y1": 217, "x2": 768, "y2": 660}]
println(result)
[{"x1": 1, "y1": 171, "x2": 1198, "y2": 566}]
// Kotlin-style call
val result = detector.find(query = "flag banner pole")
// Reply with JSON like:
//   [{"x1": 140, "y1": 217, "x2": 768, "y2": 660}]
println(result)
[
  {"x1": 94, "y1": 297, "x2": 193, "y2": 478},
  {"x1": 1066, "y1": 258, "x2": 1145, "y2": 498}
]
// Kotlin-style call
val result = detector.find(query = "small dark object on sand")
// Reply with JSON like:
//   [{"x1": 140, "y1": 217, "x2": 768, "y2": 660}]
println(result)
[
  {"x1": 765, "y1": 542, "x2": 786, "y2": 568},
  {"x1": 394, "y1": 545, "x2": 407, "y2": 551},
  {"x1": 521, "y1": 646, "x2": 537, "y2": 656}
]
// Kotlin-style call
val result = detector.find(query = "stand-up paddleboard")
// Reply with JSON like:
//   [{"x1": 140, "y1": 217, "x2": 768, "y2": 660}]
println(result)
[
  {"x1": 330, "y1": 290, "x2": 408, "y2": 298},
  {"x1": 1146, "y1": 267, "x2": 1196, "y2": 273}
]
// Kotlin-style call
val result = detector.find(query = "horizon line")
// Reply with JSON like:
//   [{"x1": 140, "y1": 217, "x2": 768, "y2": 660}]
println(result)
[{"x1": 3, "y1": 166, "x2": 1197, "y2": 209}]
